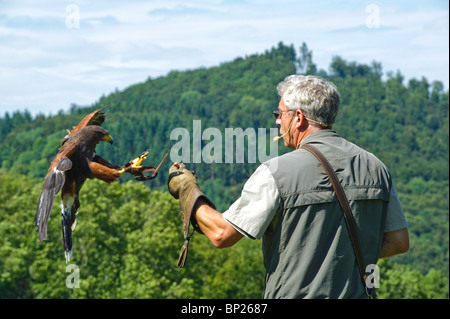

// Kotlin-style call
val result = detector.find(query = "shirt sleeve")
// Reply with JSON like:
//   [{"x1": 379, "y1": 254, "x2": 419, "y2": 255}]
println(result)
[
  {"x1": 384, "y1": 184, "x2": 408, "y2": 232},
  {"x1": 222, "y1": 164, "x2": 280, "y2": 240}
]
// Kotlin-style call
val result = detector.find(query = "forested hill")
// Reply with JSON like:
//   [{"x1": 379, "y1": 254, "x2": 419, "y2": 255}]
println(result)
[
  {"x1": 1, "y1": 43, "x2": 448, "y2": 195},
  {"x1": 0, "y1": 42, "x2": 448, "y2": 298},
  {"x1": 1, "y1": 42, "x2": 448, "y2": 187}
]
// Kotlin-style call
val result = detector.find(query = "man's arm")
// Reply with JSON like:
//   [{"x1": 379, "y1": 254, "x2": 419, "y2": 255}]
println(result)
[
  {"x1": 379, "y1": 227, "x2": 409, "y2": 258},
  {"x1": 194, "y1": 199, "x2": 243, "y2": 249},
  {"x1": 168, "y1": 162, "x2": 278, "y2": 251}
]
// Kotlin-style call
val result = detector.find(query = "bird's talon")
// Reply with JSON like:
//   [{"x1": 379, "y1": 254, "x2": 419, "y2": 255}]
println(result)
[{"x1": 130, "y1": 150, "x2": 149, "y2": 170}]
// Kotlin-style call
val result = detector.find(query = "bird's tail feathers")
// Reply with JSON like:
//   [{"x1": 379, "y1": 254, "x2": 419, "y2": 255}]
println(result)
[
  {"x1": 61, "y1": 210, "x2": 73, "y2": 264},
  {"x1": 35, "y1": 189, "x2": 55, "y2": 242},
  {"x1": 65, "y1": 248, "x2": 73, "y2": 264},
  {"x1": 35, "y1": 158, "x2": 72, "y2": 243}
]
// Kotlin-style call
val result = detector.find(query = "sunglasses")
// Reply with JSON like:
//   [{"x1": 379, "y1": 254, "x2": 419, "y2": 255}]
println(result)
[{"x1": 273, "y1": 110, "x2": 293, "y2": 119}]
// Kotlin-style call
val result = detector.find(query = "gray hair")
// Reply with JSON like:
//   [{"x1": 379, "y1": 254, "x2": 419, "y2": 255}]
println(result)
[{"x1": 277, "y1": 75, "x2": 340, "y2": 127}]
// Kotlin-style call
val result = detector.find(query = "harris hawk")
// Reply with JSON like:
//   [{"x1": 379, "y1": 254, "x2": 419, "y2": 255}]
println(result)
[{"x1": 34, "y1": 106, "x2": 163, "y2": 263}]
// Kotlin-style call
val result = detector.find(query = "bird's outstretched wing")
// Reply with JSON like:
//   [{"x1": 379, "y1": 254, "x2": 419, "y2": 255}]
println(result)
[
  {"x1": 64, "y1": 106, "x2": 108, "y2": 141},
  {"x1": 35, "y1": 149, "x2": 73, "y2": 243}
]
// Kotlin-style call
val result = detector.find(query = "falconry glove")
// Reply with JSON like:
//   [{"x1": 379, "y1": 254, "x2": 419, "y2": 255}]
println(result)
[{"x1": 168, "y1": 163, "x2": 215, "y2": 268}]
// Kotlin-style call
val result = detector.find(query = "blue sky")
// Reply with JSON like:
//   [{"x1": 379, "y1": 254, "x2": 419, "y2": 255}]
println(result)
[{"x1": 0, "y1": 0, "x2": 448, "y2": 117}]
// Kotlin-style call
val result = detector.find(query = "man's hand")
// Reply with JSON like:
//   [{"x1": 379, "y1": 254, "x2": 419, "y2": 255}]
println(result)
[
  {"x1": 167, "y1": 162, "x2": 215, "y2": 267},
  {"x1": 168, "y1": 162, "x2": 198, "y2": 199},
  {"x1": 167, "y1": 162, "x2": 210, "y2": 227}
]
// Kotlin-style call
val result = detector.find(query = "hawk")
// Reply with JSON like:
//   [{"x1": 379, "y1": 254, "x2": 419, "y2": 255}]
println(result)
[{"x1": 34, "y1": 106, "x2": 155, "y2": 263}]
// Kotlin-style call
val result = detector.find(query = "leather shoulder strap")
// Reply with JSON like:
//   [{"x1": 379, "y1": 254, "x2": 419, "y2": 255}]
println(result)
[{"x1": 301, "y1": 144, "x2": 368, "y2": 288}]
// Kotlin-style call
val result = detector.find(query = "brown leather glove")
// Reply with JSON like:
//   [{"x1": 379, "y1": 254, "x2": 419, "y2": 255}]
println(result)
[{"x1": 167, "y1": 163, "x2": 215, "y2": 267}]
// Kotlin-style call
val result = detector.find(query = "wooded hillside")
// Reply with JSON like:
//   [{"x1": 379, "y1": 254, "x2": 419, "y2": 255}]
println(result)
[{"x1": 0, "y1": 42, "x2": 448, "y2": 298}]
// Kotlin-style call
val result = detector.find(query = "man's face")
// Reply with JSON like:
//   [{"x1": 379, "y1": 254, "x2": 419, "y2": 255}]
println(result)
[{"x1": 276, "y1": 95, "x2": 295, "y2": 147}]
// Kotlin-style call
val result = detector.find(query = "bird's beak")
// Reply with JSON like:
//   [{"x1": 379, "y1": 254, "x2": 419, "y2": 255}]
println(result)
[{"x1": 102, "y1": 134, "x2": 114, "y2": 145}]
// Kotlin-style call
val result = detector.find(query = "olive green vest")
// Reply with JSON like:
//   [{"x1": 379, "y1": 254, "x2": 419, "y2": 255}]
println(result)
[{"x1": 262, "y1": 130, "x2": 391, "y2": 298}]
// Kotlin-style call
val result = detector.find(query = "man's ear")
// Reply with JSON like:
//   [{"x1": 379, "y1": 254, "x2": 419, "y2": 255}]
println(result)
[{"x1": 295, "y1": 109, "x2": 305, "y2": 129}]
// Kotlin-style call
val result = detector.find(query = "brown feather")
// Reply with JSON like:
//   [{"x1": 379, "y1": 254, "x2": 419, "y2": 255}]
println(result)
[
  {"x1": 66, "y1": 106, "x2": 108, "y2": 138},
  {"x1": 89, "y1": 161, "x2": 120, "y2": 183}
]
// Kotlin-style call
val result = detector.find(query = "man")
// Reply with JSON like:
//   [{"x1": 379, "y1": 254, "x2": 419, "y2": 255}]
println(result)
[{"x1": 168, "y1": 75, "x2": 409, "y2": 299}]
